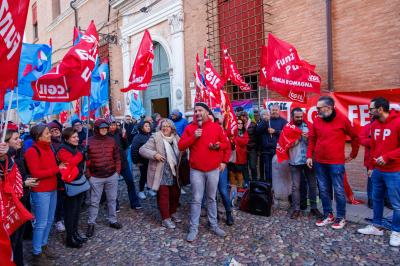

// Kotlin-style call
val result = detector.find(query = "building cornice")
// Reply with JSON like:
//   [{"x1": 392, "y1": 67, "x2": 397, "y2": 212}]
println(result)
[{"x1": 120, "y1": 1, "x2": 183, "y2": 38}]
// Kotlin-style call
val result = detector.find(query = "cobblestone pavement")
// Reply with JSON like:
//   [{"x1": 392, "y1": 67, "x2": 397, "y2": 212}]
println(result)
[{"x1": 23, "y1": 180, "x2": 399, "y2": 266}]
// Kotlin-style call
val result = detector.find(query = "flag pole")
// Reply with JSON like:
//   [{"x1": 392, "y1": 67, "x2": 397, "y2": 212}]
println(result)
[
  {"x1": 16, "y1": 87, "x2": 19, "y2": 126},
  {"x1": 258, "y1": 85, "x2": 262, "y2": 110},
  {"x1": 85, "y1": 96, "x2": 90, "y2": 144},
  {"x1": 1, "y1": 90, "x2": 14, "y2": 142}
]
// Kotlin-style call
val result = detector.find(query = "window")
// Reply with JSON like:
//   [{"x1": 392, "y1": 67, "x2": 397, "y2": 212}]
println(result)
[
  {"x1": 52, "y1": 0, "x2": 61, "y2": 20},
  {"x1": 32, "y1": 2, "x2": 38, "y2": 41}
]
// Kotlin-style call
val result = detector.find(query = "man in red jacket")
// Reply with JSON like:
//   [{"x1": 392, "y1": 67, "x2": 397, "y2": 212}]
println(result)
[
  {"x1": 178, "y1": 102, "x2": 229, "y2": 242},
  {"x1": 357, "y1": 97, "x2": 400, "y2": 247},
  {"x1": 307, "y1": 96, "x2": 360, "y2": 230}
]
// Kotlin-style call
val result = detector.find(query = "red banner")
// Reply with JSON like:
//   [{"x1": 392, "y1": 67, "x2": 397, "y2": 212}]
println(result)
[
  {"x1": 204, "y1": 48, "x2": 225, "y2": 96},
  {"x1": 194, "y1": 53, "x2": 207, "y2": 103},
  {"x1": 0, "y1": 0, "x2": 30, "y2": 109},
  {"x1": 266, "y1": 33, "x2": 321, "y2": 103},
  {"x1": 33, "y1": 21, "x2": 98, "y2": 102},
  {"x1": 222, "y1": 46, "x2": 251, "y2": 92},
  {"x1": 220, "y1": 90, "x2": 238, "y2": 137},
  {"x1": 121, "y1": 30, "x2": 154, "y2": 92},
  {"x1": 259, "y1": 45, "x2": 268, "y2": 87},
  {"x1": 264, "y1": 88, "x2": 400, "y2": 133}
]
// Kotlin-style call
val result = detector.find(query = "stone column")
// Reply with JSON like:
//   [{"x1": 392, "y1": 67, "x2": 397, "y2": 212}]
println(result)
[{"x1": 168, "y1": 11, "x2": 185, "y2": 114}]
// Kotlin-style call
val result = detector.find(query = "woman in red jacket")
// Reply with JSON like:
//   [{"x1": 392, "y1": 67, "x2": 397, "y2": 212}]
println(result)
[
  {"x1": 24, "y1": 125, "x2": 64, "y2": 262},
  {"x1": 228, "y1": 119, "x2": 249, "y2": 188},
  {"x1": 57, "y1": 127, "x2": 87, "y2": 248}
]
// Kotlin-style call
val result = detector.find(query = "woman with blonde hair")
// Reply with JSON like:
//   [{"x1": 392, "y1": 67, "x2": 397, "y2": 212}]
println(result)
[{"x1": 139, "y1": 119, "x2": 182, "y2": 229}]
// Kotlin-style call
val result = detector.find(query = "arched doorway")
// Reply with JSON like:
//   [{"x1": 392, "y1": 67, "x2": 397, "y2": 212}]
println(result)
[{"x1": 143, "y1": 42, "x2": 170, "y2": 118}]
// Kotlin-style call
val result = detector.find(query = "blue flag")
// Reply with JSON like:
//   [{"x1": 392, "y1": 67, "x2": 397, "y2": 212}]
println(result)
[
  {"x1": 130, "y1": 92, "x2": 145, "y2": 119},
  {"x1": 81, "y1": 62, "x2": 109, "y2": 116},
  {"x1": 3, "y1": 42, "x2": 70, "y2": 123}
]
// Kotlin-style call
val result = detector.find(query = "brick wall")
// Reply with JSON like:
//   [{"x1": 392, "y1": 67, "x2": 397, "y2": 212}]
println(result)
[{"x1": 183, "y1": 0, "x2": 209, "y2": 112}]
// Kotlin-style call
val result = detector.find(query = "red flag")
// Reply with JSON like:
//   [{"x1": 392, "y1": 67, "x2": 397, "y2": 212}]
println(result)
[
  {"x1": 0, "y1": 219, "x2": 13, "y2": 266},
  {"x1": 0, "y1": 164, "x2": 33, "y2": 236},
  {"x1": 194, "y1": 53, "x2": 208, "y2": 103},
  {"x1": 266, "y1": 34, "x2": 321, "y2": 103},
  {"x1": 59, "y1": 111, "x2": 68, "y2": 124},
  {"x1": 32, "y1": 21, "x2": 99, "y2": 102},
  {"x1": 203, "y1": 48, "x2": 225, "y2": 96},
  {"x1": 220, "y1": 91, "x2": 238, "y2": 137},
  {"x1": 276, "y1": 122, "x2": 302, "y2": 163},
  {"x1": 259, "y1": 45, "x2": 268, "y2": 87},
  {"x1": 121, "y1": 30, "x2": 154, "y2": 92},
  {"x1": 222, "y1": 47, "x2": 251, "y2": 92},
  {"x1": 0, "y1": 0, "x2": 30, "y2": 109}
]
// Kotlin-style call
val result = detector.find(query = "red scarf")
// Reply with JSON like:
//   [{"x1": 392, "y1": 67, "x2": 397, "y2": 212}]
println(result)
[{"x1": 276, "y1": 122, "x2": 303, "y2": 163}]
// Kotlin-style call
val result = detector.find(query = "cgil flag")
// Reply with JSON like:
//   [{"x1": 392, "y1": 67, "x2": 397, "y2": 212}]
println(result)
[
  {"x1": 222, "y1": 46, "x2": 251, "y2": 92},
  {"x1": 33, "y1": 21, "x2": 99, "y2": 102},
  {"x1": 121, "y1": 30, "x2": 154, "y2": 92},
  {"x1": 203, "y1": 48, "x2": 224, "y2": 104},
  {"x1": 265, "y1": 33, "x2": 321, "y2": 103},
  {"x1": 0, "y1": 0, "x2": 30, "y2": 109},
  {"x1": 259, "y1": 45, "x2": 268, "y2": 87}
]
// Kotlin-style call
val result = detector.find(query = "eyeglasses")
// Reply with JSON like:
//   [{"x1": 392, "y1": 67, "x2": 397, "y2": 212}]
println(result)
[
  {"x1": 316, "y1": 106, "x2": 329, "y2": 111},
  {"x1": 162, "y1": 125, "x2": 171, "y2": 128}
]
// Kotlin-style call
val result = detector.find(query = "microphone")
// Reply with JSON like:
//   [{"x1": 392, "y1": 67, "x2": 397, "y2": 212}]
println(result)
[{"x1": 197, "y1": 118, "x2": 202, "y2": 129}]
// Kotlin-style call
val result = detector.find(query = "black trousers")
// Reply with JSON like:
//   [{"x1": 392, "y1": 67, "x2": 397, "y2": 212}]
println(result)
[
  {"x1": 139, "y1": 161, "x2": 149, "y2": 192},
  {"x1": 10, "y1": 223, "x2": 26, "y2": 266},
  {"x1": 64, "y1": 192, "x2": 84, "y2": 238}
]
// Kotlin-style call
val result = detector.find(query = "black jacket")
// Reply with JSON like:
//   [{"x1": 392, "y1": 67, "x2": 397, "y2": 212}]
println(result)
[
  {"x1": 256, "y1": 117, "x2": 287, "y2": 152},
  {"x1": 109, "y1": 129, "x2": 129, "y2": 170},
  {"x1": 131, "y1": 122, "x2": 151, "y2": 164}
]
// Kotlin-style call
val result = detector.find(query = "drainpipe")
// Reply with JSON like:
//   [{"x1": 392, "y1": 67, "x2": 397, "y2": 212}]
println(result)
[
  {"x1": 326, "y1": 0, "x2": 333, "y2": 92},
  {"x1": 70, "y1": 0, "x2": 78, "y2": 27}
]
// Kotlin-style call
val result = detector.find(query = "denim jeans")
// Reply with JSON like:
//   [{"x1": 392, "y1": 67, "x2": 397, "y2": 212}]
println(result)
[
  {"x1": 201, "y1": 168, "x2": 232, "y2": 213},
  {"x1": 371, "y1": 169, "x2": 400, "y2": 232},
  {"x1": 120, "y1": 167, "x2": 141, "y2": 208},
  {"x1": 218, "y1": 168, "x2": 232, "y2": 213},
  {"x1": 262, "y1": 151, "x2": 275, "y2": 184},
  {"x1": 30, "y1": 190, "x2": 57, "y2": 255},
  {"x1": 190, "y1": 168, "x2": 220, "y2": 230},
  {"x1": 314, "y1": 162, "x2": 346, "y2": 218},
  {"x1": 289, "y1": 164, "x2": 318, "y2": 210}
]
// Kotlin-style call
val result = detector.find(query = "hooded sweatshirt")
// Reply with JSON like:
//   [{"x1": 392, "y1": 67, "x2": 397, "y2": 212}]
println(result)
[
  {"x1": 307, "y1": 110, "x2": 360, "y2": 164},
  {"x1": 171, "y1": 112, "x2": 188, "y2": 137},
  {"x1": 369, "y1": 110, "x2": 400, "y2": 172},
  {"x1": 178, "y1": 119, "x2": 229, "y2": 172},
  {"x1": 131, "y1": 121, "x2": 152, "y2": 164}
]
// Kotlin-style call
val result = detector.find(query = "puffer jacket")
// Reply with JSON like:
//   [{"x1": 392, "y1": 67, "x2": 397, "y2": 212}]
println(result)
[
  {"x1": 171, "y1": 112, "x2": 188, "y2": 137},
  {"x1": 86, "y1": 119, "x2": 121, "y2": 178},
  {"x1": 246, "y1": 120, "x2": 257, "y2": 152}
]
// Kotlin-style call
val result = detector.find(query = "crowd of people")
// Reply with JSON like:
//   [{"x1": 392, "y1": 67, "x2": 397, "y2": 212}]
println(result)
[{"x1": 1, "y1": 96, "x2": 400, "y2": 265}]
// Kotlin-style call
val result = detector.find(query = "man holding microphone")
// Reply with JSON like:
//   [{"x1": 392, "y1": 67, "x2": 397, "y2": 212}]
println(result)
[{"x1": 178, "y1": 102, "x2": 229, "y2": 242}]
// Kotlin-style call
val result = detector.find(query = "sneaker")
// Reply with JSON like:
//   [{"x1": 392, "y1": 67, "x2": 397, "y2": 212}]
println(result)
[
  {"x1": 186, "y1": 229, "x2": 198, "y2": 242},
  {"x1": 55, "y1": 221, "x2": 65, "y2": 232},
  {"x1": 32, "y1": 253, "x2": 52, "y2": 265},
  {"x1": 180, "y1": 188, "x2": 186, "y2": 194},
  {"x1": 316, "y1": 213, "x2": 335, "y2": 227},
  {"x1": 331, "y1": 218, "x2": 346, "y2": 230},
  {"x1": 171, "y1": 213, "x2": 182, "y2": 223},
  {"x1": 211, "y1": 226, "x2": 226, "y2": 238},
  {"x1": 357, "y1": 225, "x2": 384, "y2": 236},
  {"x1": 133, "y1": 205, "x2": 143, "y2": 210},
  {"x1": 148, "y1": 190, "x2": 157, "y2": 197},
  {"x1": 138, "y1": 191, "x2": 146, "y2": 200},
  {"x1": 390, "y1": 231, "x2": 400, "y2": 247},
  {"x1": 162, "y1": 218, "x2": 176, "y2": 229}
]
